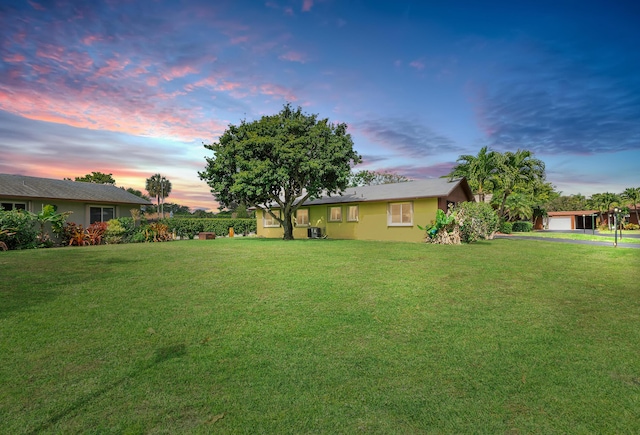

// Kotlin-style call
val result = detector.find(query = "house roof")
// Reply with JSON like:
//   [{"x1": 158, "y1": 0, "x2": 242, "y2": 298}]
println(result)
[
  {"x1": 0, "y1": 173, "x2": 152, "y2": 205},
  {"x1": 547, "y1": 210, "x2": 599, "y2": 216},
  {"x1": 273, "y1": 177, "x2": 473, "y2": 207}
]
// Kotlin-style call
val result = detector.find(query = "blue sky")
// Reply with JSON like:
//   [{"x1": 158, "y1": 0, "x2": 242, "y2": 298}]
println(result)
[{"x1": 1, "y1": 0, "x2": 639, "y2": 210}]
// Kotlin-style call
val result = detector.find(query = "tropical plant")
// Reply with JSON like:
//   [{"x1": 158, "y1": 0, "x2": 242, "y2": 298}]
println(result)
[
  {"x1": 146, "y1": 174, "x2": 172, "y2": 219},
  {"x1": 86, "y1": 222, "x2": 108, "y2": 245},
  {"x1": 503, "y1": 192, "x2": 534, "y2": 222},
  {"x1": 0, "y1": 228, "x2": 16, "y2": 251},
  {"x1": 31, "y1": 204, "x2": 72, "y2": 245},
  {"x1": 446, "y1": 146, "x2": 498, "y2": 202},
  {"x1": 493, "y1": 149, "x2": 545, "y2": 218},
  {"x1": 621, "y1": 187, "x2": 640, "y2": 226},
  {"x1": 145, "y1": 222, "x2": 172, "y2": 242},
  {"x1": 64, "y1": 223, "x2": 89, "y2": 246},
  {"x1": 589, "y1": 192, "x2": 620, "y2": 224},
  {"x1": 105, "y1": 220, "x2": 126, "y2": 244},
  {"x1": 0, "y1": 209, "x2": 38, "y2": 250},
  {"x1": 418, "y1": 209, "x2": 460, "y2": 244}
]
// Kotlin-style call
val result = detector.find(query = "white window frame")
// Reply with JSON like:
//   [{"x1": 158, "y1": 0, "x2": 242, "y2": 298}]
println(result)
[
  {"x1": 388, "y1": 202, "x2": 413, "y2": 226},
  {"x1": 328, "y1": 206, "x2": 342, "y2": 222},
  {"x1": 262, "y1": 209, "x2": 281, "y2": 228},
  {"x1": 295, "y1": 208, "x2": 309, "y2": 227},
  {"x1": 347, "y1": 205, "x2": 359, "y2": 222}
]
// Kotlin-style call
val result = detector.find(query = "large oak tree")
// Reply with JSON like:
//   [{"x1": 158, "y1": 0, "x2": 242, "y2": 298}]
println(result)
[{"x1": 199, "y1": 104, "x2": 361, "y2": 240}]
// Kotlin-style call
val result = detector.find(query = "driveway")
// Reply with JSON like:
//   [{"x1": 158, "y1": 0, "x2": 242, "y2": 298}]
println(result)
[{"x1": 495, "y1": 234, "x2": 640, "y2": 249}]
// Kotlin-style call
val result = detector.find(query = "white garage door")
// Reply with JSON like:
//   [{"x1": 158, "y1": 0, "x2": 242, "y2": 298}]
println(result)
[{"x1": 548, "y1": 216, "x2": 572, "y2": 230}]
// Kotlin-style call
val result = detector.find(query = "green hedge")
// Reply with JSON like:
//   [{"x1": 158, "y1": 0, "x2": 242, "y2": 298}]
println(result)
[
  {"x1": 512, "y1": 221, "x2": 533, "y2": 232},
  {"x1": 500, "y1": 221, "x2": 513, "y2": 234},
  {"x1": 161, "y1": 218, "x2": 256, "y2": 238}
]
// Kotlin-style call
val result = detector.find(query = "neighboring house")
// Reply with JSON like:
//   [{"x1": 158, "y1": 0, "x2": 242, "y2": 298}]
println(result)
[
  {"x1": 537, "y1": 210, "x2": 600, "y2": 230},
  {"x1": 0, "y1": 173, "x2": 151, "y2": 228},
  {"x1": 257, "y1": 178, "x2": 474, "y2": 242},
  {"x1": 536, "y1": 209, "x2": 639, "y2": 230}
]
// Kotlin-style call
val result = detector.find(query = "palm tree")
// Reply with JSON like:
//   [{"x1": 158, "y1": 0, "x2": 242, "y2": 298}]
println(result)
[
  {"x1": 589, "y1": 192, "x2": 620, "y2": 227},
  {"x1": 621, "y1": 187, "x2": 640, "y2": 225},
  {"x1": 493, "y1": 149, "x2": 545, "y2": 218},
  {"x1": 447, "y1": 146, "x2": 498, "y2": 202},
  {"x1": 146, "y1": 174, "x2": 172, "y2": 218},
  {"x1": 503, "y1": 192, "x2": 533, "y2": 221}
]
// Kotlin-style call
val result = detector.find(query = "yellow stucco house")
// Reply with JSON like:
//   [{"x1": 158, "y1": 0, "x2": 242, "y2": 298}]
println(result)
[{"x1": 256, "y1": 178, "x2": 474, "y2": 242}]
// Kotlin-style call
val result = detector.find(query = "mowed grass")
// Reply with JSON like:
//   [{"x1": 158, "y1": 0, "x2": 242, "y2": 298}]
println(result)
[
  {"x1": 511, "y1": 231, "x2": 640, "y2": 244},
  {"x1": 1, "y1": 238, "x2": 639, "y2": 434}
]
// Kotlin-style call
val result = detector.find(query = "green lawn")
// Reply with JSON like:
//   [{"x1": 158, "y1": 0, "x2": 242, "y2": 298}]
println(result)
[
  {"x1": 509, "y1": 231, "x2": 640, "y2": 244},
  {"x1": 1, "y1": 239, "x2": 639, "y2": 434}
]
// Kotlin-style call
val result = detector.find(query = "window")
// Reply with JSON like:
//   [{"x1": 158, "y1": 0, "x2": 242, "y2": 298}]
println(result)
[
  {"x1": 329, "y1": 206, "x2": 342, "y2": 222},
  {"x1": 263, "y1": 210, "x2": 280, "y2": 227},
  {"x1": 1, "y1": 202, "x2": 26, "y2": 211},
  {"x1": 295, "y1": 209, "x2": 309, "y2": 226},
  {"x1": 388, "y1": 202, "x2": 413, "y2": 226},
  {"x1": 89, "y1": 206, "x2": 115, "y2": 224},
  {"x1": 347, "y1": 205, "x2": 359, "y2": 222}
]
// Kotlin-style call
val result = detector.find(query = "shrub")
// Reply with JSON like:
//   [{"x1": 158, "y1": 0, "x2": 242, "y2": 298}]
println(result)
[
  {"x1": 418, "y1": 209, "x2": 459, "y2": 244},
  {"x1": 145, "y1": 222, "x2": 172, "y2": 242},
  {"x1": 0, "y1": 209, "x2": 38, "y2": 250},
  {"x1": 453, "y1": 202, "x2": 500, "y2": 243},
  {"x1": 64, "y1": 223, "x2": 89, "y2": 246},
  {"x1": 500, "y1": 221, "x2": 513, "y2": 234},
  {"x1": 162, "y1": 218, "x2": 256, "y2": 238},
  {"x1": 512, "y1": 221, "x2": 533, "y2": 232},
  {"x1": 105, "y1": 219, "x2": 126, "y2": 244},
  {"x1": 86, "y1": 222, "x2": 108, "y2": 245},
  {"x1": 623, "y1": 223, "x2": 639, "y2": 231}
]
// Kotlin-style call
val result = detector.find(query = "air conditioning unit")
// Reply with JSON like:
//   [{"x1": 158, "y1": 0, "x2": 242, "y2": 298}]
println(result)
[{"x1": 307, "y1": 227, "x2": 322, "y2": 239}]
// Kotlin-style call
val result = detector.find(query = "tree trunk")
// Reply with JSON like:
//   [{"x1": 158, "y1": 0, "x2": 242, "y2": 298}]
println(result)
[{"x1": 282, "y1": 216, "x2": 294, "y2": 240}]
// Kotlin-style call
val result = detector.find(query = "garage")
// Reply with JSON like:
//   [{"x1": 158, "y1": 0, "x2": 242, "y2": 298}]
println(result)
[{"x1": 548, "y1": 216, "x2": 573, "y2": 230}]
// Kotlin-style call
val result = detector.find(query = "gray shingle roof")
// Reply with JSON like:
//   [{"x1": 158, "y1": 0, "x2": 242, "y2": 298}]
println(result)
[
  {"x1": 303, "y1": 178, "x2": 469, "y2": 205},
  {"x1": 258, "y1": 178, "x2": 470, "y2": 209},
  {"x1": 0, "y1": 174, "x2": 152, "y2": 205}
]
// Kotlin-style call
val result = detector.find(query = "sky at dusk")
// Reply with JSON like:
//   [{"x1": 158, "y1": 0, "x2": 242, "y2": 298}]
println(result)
[{"x1": 1, "y1": 0, "x2": 639, "y2": 211}]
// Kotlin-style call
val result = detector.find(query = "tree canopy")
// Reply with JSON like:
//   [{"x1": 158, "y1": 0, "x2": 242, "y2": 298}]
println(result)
[
  {"x1": 199, "y1": 104, "x2": 361, "y2": 240},
  {"x1": 72, "y1": 171, "x2": 116, "y2": 184},
  {"x1": 348, "y1": 169, "x2": 410, "y2": 187},
  {"x1": 447, "y1": 147, "x2": 547, "y2": 220}
]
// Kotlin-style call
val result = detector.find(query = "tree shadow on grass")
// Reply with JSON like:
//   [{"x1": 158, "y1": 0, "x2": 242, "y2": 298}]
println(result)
[
  {"x1": 26, "y1": 343, "x2": 188, "y2": 435},
  {"x1": 0, "y1": 288, "x2": 60, "y2": 319}
]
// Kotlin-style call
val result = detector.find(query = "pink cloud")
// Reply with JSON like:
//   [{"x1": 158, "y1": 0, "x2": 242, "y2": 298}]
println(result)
[
  {"x1": 162, "y1": 65, "x2": 199, "y2": 81},
  {"x1": 258, "y1": 83, "x2": 297, "y2": 101},
  {"x1": 279, "y1": 50, "x2": 307, "y2": 63},
  {"x1": 82, "y1": 35, "x2": 102, "y2": 46},
  {"x1": 28, "y1": 1, "x2": 45, "y2": 11},
  {"x1": 3, "y1": 53, "x2": 26, "y2": 63},
  {"x1": 409, "y1": 59, "x2": 425, "y2": 70},
  {"x1": 302, "y1": 0, "x2": 314, "y2": 12}
]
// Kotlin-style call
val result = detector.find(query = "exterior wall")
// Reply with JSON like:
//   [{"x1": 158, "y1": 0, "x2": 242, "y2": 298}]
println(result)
[
  {"x1": 256, "y1": 197, "x2": 439, "y2": 242},
  {"x1": 0, "y1": 195, "x2": 138, "y2": 227}
]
